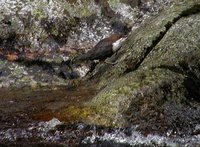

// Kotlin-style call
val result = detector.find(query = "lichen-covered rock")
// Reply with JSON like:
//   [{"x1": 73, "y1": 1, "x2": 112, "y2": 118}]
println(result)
[
  {"x1": 0, "y1": 0, "x2": 172, "y2": 53},
  {"x1": 0, "y1": 59, "x2": 68, "y2": 88},
  {"x1": 0, "y1": 0, "x2": 80, "y2": 51},
  {"x1": 0, "y1": 20, "x2": 15, "y2": 41}
]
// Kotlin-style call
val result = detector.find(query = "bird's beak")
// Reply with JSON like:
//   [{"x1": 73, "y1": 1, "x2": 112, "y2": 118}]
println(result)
[{"x1": 121, "y1": 37, "x2": 127, "y2": 42}]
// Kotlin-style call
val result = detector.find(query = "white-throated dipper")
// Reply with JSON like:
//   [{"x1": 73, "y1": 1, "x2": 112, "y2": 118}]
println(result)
[{"x1": 73, "y1": 34, "x2": 127, "y2": 63}]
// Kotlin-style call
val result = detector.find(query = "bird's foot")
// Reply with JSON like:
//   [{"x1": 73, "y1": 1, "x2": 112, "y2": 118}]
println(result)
[{"x1": 104, "y1": 59, "x2": 118, "y2": 65}]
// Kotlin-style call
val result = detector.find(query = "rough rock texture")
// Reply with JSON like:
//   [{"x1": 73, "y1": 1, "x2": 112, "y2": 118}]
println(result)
[
  {"x1": 71, "y1": 0, "x2": 200, "y2": 135},
  {"x1": 0, "y1": 59, "x2": 69, "y2": 88}
]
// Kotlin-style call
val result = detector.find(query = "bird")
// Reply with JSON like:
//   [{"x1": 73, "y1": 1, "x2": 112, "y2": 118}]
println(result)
[{"x1": 73, "y1": 34, "x2": 127, "y2": 63}]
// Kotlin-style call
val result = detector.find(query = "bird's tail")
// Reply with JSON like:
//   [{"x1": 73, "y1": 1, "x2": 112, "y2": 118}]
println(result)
[{"x1": 72, "y1": 53, "x2": 89, "y2": 63}]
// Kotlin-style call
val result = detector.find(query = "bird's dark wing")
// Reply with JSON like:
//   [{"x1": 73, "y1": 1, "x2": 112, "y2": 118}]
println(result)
[
  {"x1": 88, "y1": 40, "x2": 113, "y2": 60},
  {"x1": 73, "y1": 38, "x2": 114, "y2": 61},
  {"x1": 73, "y1": 51, "x2": 91, "y2": 61}
]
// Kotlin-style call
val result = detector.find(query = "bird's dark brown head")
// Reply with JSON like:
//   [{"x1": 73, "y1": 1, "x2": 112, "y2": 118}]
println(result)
[{"x1": 107, "y1": 34, "x2": 124, "y2": 43}]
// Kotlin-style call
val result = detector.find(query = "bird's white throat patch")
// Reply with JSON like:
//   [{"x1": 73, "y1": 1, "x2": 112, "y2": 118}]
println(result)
[{"x1": 112, "y1": 37, "x2": 127, "y2": 52}]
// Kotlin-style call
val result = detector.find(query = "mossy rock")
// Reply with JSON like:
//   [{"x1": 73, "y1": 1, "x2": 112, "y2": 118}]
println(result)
[{"x1": 70, "y1": 0, "x2": 200, "y2": 135}]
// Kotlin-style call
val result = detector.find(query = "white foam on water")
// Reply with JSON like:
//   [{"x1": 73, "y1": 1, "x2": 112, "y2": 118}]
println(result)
[
  {"x1": 37, "y1": 118, "x2": 62, "y2": 132},
  {"x1": 0, "y1": 121, "x2": 200, "y2": 146},
  {"x1": 82, "y1": 128, "x2": 200, "y2": 146}
]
